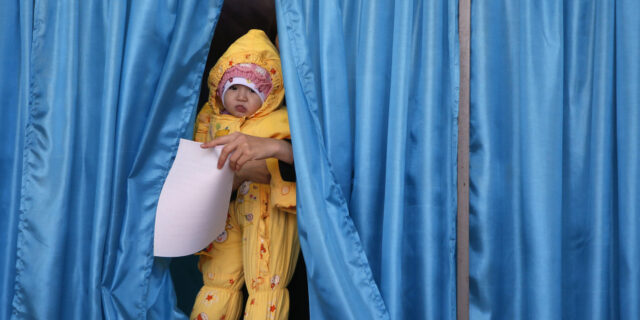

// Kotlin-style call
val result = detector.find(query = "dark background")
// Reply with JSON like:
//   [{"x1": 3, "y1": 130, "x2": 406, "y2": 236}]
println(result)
[{"x1": 170, "y1": 1, "x2": 309, "y2": 318}]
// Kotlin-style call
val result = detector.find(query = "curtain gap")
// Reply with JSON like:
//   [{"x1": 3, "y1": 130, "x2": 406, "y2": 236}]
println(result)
[{"x1": 456, "y1": 0, "x2": 471, "y2": 319}]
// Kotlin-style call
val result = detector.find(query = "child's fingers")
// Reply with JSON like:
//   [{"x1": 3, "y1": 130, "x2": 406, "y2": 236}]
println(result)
[
  {"x1": 217, "y1": 141, "x2": 239, "y2": 169},
  {"x1": 200, "y1": 140, "x2": 218, "y2": 149},
  {"x1": 217, "y1": 148, "x2": 232, "y2": 169},
  {"x1": 200, "y1": 133, "x2": 235, "y2": 148},
  {"x1": 233, "y1": 154, "x2": 252, "y2": 172},
  {"x1": 227, "y1": 148, "x2": 246, "y2": 171}
]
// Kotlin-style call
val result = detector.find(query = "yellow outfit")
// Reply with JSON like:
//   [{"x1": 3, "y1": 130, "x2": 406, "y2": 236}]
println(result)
[{"x1": 190, "y1": 30, "x2": 299, "y2": 320}]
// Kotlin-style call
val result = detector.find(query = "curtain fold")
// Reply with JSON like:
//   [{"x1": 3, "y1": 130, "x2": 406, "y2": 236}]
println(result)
[
  {"x1": 470, "y1": 1, "x2": 640, "y2": 319},
  {"x1": 0, "y1": 1, "x2": 222, "y2": 318},
  {"x1": 276, "y1": 1, "x2": 459, "y2": 319},
  {"x1": 0, "y1": 2, "x2": 32, "y2": 319}
]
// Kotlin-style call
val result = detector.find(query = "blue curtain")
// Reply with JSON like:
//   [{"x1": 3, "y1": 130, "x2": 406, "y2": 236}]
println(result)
[
  {"x1": 276, "y1": 1, "x2": 459, "y2": 319},
  {"x1": 0, "y1": 1, "x2": 222, "y2": 319},
  {"x1": 470, "y1": 1, "x2": 640, "y2": 319},
  {"x1": 0, "y1": 0, "x2": 27, "y2": 318}
]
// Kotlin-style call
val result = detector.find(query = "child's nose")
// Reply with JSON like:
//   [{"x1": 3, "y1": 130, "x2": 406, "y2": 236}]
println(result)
[{"x1": 237, "y1": 88, "x2": 249, "y2": 99}]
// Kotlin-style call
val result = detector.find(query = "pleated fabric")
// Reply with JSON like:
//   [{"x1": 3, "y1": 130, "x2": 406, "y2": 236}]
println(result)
[
  {"x1": 0, "y1": 1, "x2": 31, "y2": 319},
  {"x1": 470, "y1": 1, "x2": 640, "y2": 319},
  {"x1": 276, "y1": 0, "x2": 460, "y2": 319},
  {"x1": 0, "y1": 1, "x2": 222, "y2": 318}
]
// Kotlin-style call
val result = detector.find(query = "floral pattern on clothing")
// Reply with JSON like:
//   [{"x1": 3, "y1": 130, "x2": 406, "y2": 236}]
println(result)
[
  {"x1": 203, "y1": 291, "x2": 219, "y2": 304},
  {"x1": 194, "y1": 312, "x2": 209, "y2": 320},
  {"x1": 270, "y1": 275, "x2": 280, "y2": 289},
  {"x1": 238, "y1": 181, "x2": 250, "y2": 195},
  {"x1": 215, "y1": 231, "x2": 228, "y2": 243}
]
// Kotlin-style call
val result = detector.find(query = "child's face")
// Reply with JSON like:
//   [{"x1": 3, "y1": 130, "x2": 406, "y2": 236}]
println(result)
[{"x1": 223, "y1": 84, "x2": 263, "y2": 117}]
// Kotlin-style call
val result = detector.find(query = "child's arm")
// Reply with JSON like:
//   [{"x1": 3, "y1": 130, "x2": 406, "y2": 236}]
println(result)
[{"x1": 200, "y1": 132, "x2": 293, "y2": 171}]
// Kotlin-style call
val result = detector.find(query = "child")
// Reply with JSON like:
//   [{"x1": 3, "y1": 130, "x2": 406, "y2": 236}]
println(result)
[{"x1": 190, "y1": 29, "x2": 298, "y2": 320}]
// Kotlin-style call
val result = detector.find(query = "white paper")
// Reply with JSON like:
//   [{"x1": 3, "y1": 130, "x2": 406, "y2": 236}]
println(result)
[{"x1": 153, "y1": 139, "x2": 233, "y2": 257}]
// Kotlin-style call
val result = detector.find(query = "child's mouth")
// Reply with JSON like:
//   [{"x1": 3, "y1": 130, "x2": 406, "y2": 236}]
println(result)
[{"x1": 235, "y1": 105, "x2": 247, "y2": 113}]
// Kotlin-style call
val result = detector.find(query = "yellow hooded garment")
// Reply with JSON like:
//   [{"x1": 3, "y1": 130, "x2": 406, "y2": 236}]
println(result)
[
  {"x1": 194, "y1": 29, "x2": 289, "y2": 142},
  {"x1": 190, "y1": 30, "x2": 298, "y2": 320}
]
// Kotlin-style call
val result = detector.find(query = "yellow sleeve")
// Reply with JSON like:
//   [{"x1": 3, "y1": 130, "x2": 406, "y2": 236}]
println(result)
[
  {"x1": 193, "y1": 102, "x2": 214, "y2": 143},
  {"x1": 266, "y1": 158, "x2": 296, "y2": 214}
]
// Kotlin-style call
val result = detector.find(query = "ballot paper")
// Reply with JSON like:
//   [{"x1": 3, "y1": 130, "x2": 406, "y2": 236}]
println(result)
[{"x1": 153, "y1": 139, "x2": 233, "y2": 257}]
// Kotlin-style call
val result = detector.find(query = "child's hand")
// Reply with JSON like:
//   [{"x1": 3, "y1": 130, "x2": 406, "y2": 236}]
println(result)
[
  {"x1": 232, "y1": 160, "x2": 271, "y2": 190},
  {"x1": 200, "y1": 132, "x2": 292, "y2": 171}
]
